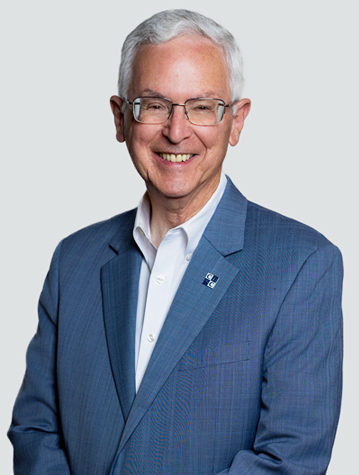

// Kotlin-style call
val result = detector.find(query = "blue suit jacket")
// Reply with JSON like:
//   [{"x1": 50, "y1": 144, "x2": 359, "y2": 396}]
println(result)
[{"x1": 9, "y1": 178, "x2": 343, "y2": 475}]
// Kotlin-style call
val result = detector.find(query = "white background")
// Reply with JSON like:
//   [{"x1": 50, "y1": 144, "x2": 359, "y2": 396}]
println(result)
[{"x1": 1, "y1": 1, "x2": 358, "y2": 473}]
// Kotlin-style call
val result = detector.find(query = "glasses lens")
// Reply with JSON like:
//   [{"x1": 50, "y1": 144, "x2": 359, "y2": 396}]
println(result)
[
  {"x1": 186, "y1": 99, "x2": 225, "y2": 125},
  {"x1": 133, "y1": 97, "x2": 171, "y2": 124}
]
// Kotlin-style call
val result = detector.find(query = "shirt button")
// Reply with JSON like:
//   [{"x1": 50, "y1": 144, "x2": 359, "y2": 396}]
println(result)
[
  {"x1": 185, "y1": 254, "x2": 192, "y2": 261},
  {"x1": 156, "y1": 275, "x2": 164, "y2": 284},
  {"x1": 147, "y1": 334, "x2": 156, "y2": 342}
]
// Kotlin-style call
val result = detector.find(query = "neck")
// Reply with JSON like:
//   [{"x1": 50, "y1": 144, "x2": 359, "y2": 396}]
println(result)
[{"x1": 147, "y1": 177, "x2": 220, "y2": 248}]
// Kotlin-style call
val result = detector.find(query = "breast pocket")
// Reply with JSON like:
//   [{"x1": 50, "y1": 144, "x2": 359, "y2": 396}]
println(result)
[{"x1": 178, "y1": 341, "x2": 250, "y2": 371}]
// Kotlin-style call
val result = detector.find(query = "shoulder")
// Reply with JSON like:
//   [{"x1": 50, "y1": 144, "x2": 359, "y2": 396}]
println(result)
[
  {"x1": 244, "y1": 200, "x2": 342, "y2": 272},
  {"x1": 51, "y1": 208, "x2": 137, "y2": 271},
  {"x1": 223, "y1": 177, "x2": 339, "y2": 256},
  {"x1": 246, "y1": 200, "x2": 331, "y2": 248},
  {"x1": 61, "y1": 208, "x2": 136, "y2": 248}
]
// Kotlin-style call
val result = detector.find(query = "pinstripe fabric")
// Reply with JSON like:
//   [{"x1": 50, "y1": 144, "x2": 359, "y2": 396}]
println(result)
[{"x1": 8, "y1": 178, "x2": 343, "y2": 475}]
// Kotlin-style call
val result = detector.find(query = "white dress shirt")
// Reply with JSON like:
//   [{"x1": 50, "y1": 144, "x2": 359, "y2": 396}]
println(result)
[{"x1": 133, "y1": 173, "x2": 227, "y2": 391}]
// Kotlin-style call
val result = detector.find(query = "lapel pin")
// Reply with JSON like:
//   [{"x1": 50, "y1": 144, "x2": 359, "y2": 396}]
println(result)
[{"x1": 202, "y1": 272, "x2": 219, "y2": 289}]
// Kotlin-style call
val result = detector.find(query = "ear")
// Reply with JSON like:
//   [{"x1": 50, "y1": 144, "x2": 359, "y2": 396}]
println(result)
[
  {"x1": 110, "y1": 95, "x2": 126, "y2": 143},
  {"x1": 228, "y1": 98, "x2": 251, "y2": 147}
]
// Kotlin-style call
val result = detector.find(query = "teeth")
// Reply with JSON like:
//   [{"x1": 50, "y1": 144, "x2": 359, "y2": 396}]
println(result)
[{"x1": 159, "y1": 153, "x2": 193, "y2": 162}]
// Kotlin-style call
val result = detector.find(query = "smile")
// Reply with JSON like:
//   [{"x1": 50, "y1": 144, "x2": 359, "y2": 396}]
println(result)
[{"x1": 159, "y1": 153, "x2": 194, "y2": 163}]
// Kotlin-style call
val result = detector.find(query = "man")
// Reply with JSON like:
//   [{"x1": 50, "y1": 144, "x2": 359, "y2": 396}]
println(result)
[{"x1": 9, "y1": 9, "x2": 343, "y2": 475}]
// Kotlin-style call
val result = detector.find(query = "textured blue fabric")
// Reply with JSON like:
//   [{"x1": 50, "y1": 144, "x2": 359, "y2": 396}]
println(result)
[{"x1": 8, "y1": 178, "x2": 343, "y2": 475}]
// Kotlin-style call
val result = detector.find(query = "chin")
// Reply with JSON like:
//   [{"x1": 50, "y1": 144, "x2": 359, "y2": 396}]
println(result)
[{"x1": 160, "y1": 188, "x2": 192, "y2": 200}]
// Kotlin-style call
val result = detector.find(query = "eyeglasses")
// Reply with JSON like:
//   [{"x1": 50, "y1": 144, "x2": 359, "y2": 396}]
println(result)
[{"x1": 124, "y1": 97, "x2": 232, "y2": 126}]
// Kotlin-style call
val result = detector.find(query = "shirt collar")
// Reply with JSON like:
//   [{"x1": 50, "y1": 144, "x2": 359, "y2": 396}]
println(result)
[
  {"x1": 133, "y1": 173, "x2": 227, "y2": 266},
  {"x1": 133, "y1": 193, "x2": 156, "y2": 269}
]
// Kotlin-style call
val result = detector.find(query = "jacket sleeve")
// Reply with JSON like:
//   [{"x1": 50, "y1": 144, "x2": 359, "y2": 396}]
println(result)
[
  {"x1": 8, "y1": 241, "x2": 71, "y2": 475},
  {"x1": 216, "y1": 243, "x2": 343, "y2": 475}
]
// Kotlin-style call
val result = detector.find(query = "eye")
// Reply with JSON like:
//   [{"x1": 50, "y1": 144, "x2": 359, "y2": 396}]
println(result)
[
  {"x1": 148, "y1": 103, "x2": 165, "y2": 110},
  {"x1": 142, "y1": 99, "x2": 168, "y2": 111},
  {"x1": 195, "y1": 105, "x2": 211, "y2": 111},
  {"x1": 188, "y1": 100, "x2": 216, "y2": 114}
]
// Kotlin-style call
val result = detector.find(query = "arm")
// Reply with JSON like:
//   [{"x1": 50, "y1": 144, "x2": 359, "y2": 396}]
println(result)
[
  {"x1": 8, "y1": 241, "x2": 71, "y2": 475},
  {"x1": 217, "y1": 243, "x2": 343, "y2": 475}
]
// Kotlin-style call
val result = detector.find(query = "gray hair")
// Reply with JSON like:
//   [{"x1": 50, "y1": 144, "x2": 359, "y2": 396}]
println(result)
[{"x1": 118, "y1": 9, "x2": 244, "y2": 102}]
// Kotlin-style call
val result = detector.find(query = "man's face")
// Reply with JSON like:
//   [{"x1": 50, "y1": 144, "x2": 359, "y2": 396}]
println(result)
[{"x1": 111, "y1": 36, "x2": 250, "y2": 208}]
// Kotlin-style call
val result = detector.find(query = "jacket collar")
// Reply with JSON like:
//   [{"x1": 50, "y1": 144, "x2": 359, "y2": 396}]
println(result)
[
  {"x1": 203, "y1": 176, "x2": 247, "y2": 255},
  {"x1": 107, "y1": 176, "x2": 247, "y2": 257}
]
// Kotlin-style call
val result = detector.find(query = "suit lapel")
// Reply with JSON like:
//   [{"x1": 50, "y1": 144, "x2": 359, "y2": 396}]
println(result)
[
  {"x1": 118, "y1": 178, "x2": 248, "y2": 451},
  {"x1": 101, "y1": 212, "x2": 142, "y2": 422}
]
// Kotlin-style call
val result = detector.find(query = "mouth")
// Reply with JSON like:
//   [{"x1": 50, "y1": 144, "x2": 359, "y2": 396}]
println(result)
[{"x1": 159, "y1": 153, "x2": 194, "y2": 163}]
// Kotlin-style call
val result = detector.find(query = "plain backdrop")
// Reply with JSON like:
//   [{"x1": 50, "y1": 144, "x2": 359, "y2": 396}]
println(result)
[{"x1": 1, "y1": 1, "x2": 358, "y2": 473}]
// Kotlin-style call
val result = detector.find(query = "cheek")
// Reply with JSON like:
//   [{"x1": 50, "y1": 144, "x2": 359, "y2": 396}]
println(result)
[
  {"x1": 125, "y1": 124, "x2": 155, "y2": 156},
  {"x1": 198, "y1": 128, "x2": 231, "y2": 156},
  {"x1": 128, "y1": 119, "x2": 163, "y2": 143}
]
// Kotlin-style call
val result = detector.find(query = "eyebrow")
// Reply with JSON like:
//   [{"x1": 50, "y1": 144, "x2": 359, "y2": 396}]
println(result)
[
  {"x1": 141, "y1": 89, "x2": 166, "y2": 98},
  {"x1": 139, "y1": 89, "x2": 220, "y2": 100}
]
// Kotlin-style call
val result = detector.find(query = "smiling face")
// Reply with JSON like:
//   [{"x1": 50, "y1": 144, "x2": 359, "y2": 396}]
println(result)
[{"x1": 111, "y1": 36, "x2": 250, "y2": 213}]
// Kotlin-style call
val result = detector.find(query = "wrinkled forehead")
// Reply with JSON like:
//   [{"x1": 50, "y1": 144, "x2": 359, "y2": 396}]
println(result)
[{"x1": 129, "y1": 36, "x2": 231, "y2": 100}]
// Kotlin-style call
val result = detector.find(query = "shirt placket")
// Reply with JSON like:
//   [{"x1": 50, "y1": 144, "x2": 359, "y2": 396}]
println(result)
[{"x1": 136, "y1": 230, "x2": 185, "y2": 389}]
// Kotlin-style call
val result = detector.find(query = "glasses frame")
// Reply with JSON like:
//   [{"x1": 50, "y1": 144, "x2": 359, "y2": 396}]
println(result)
[{"x1": 123, "y1": 96, "x2": 233, "y2": 126}]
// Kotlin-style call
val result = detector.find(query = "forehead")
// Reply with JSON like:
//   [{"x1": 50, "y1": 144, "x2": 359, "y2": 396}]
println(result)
[{"x1": 129, "y1": 36, "x2": 231, "y2": 100}]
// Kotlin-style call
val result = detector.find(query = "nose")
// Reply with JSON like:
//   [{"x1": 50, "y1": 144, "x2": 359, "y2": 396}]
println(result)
[{"x1": 162, "y1": 104, "x2": 192, "y2": 144}]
